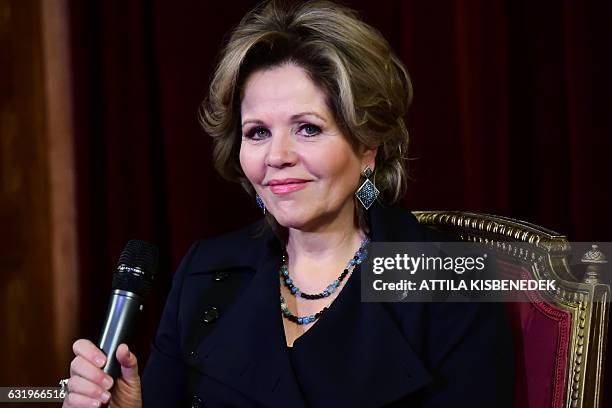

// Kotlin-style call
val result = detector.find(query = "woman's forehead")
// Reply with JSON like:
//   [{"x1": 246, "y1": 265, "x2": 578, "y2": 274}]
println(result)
[{"x1": 241, "y1": 65, "x2": 332, "y2": 121}]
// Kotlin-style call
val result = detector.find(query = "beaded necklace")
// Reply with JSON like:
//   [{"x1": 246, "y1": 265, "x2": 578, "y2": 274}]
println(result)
[{"x1": 279, "y1": 236, "x2": 371, "y2": 325}]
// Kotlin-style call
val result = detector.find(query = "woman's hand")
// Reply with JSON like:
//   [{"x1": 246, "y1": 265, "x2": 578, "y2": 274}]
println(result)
[{"x1": 63, "y1": 339, "x2": 142, "y2": 408}]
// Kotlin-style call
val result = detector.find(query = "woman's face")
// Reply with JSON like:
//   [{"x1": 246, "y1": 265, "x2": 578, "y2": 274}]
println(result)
[{"x1": 239, "y1": 63, "x2": 376, "y2": 231}]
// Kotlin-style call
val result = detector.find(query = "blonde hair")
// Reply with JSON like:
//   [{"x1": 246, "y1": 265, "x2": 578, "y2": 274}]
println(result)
[{"x1": 200, "y1": 0, "x2": 412, "y2": 238}]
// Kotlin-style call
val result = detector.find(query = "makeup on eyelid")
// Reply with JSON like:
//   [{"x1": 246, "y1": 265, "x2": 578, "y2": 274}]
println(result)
[{"x1": 243, "y1": 123, "x2": 322, "y2": 140}]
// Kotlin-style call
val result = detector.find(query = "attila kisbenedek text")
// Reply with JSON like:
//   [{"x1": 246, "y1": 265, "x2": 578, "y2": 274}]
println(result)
[{"x1": 369, "y1": 253, "x2": 556, "y2": 293}]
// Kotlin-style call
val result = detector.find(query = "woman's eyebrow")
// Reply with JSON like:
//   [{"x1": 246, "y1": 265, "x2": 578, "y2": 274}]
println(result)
[
  {"x1": 291, "y1": 112, "x2": 327, "y2": 123},
  {"x1": 241, "y1": 119, "x2": 265, "y2": 127},
  {"x1": 242, "y1": 112, "x2": 327, "y2": 127}
]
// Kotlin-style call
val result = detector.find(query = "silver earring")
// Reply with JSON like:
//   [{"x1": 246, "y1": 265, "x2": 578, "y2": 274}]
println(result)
[
  {"x1": 255, "y1": 193, "x2": 266, "y2": 214},
  {"x1": 355, "y1": 166, "x2": 379, "y2": 210}
]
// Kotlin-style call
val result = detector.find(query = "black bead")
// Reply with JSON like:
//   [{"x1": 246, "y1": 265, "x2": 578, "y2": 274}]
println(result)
[
  {"x1": 212, "y1": 271, "x2": 229, "y2": 281},
  {"x1": 202, "y1": 307, "x2": 220, "y2": 323},
  {"x1": 191, "y1": 395, "x2": 203, "y2": 408}
]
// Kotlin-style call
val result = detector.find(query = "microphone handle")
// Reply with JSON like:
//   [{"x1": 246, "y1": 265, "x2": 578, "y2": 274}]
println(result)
[{"x1": 98, "y1": 289, "x2": 144, "y2": 378}]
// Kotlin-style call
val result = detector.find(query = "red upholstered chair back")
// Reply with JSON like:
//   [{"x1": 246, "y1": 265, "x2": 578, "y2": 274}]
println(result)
[{"x1": 413, "y1": 211, "x2": 609, "y2": 408}]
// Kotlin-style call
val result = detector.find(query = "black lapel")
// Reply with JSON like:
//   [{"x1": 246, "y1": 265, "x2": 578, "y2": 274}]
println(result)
[{"x1": 187, "y1": 234, "x2": 307, "y2": 407}]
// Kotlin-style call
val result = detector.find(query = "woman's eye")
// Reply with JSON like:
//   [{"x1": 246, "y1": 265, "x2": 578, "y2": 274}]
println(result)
[
  {"x1": 244, "y1": 126, "x2": 270, "y2": 140},
  {"x1": 298, "y1": 123, "x2": 321, "y2": 137}
]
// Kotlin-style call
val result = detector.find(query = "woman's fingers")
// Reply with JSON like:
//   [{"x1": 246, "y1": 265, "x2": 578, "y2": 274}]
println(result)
[
  {"x1": 64, "y1": 390, "x2": 105, "y2": 407},
  {"x1": 66, "y1": 376, "x2": 110, "y2": 404},
  {"x1": 115, "y1": 344, "x2": 139, "y2": 384},
  {"x1": 70, "y1": 356, "x2": 114, "y2": 390},
  {"x1": 70, "y1": 339, "x2": 114, "y2": 390},
  {"x1": 64, "y1": 339, "x2": 112, "y2": 407},
  {"x1": 72, "y1": 339, "x2": 106, "y2": 368},
  {"x1": 65, "y1": 339, "x2": 142, "y2": 407}
]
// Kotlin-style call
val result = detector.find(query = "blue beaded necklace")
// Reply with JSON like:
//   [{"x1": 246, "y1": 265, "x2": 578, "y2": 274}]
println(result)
[{"x1": 279, "y1": 236, "x2": 371, "y2": 325}]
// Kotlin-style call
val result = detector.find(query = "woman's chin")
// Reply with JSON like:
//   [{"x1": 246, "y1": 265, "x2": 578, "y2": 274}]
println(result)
[
  {"x1": 269, "y1": 208, "x2": 313, "y2": 230},
  {"x1": 272, "y1": 215, "x2": 308, "y2": 230}
]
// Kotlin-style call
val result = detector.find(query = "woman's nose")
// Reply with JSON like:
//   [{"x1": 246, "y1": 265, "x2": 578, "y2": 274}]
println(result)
[{"x1": 265, "y1": 132, "x2": 297, "y2": 168}]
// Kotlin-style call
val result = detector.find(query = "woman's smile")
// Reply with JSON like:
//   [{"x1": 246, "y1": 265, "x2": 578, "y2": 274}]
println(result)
[
  {"x1": 266, "y1": 178, "x2": 311, "y2": 195},
  {"x1": 268, "y1": 181, "x2": 310, "y2": 195}
]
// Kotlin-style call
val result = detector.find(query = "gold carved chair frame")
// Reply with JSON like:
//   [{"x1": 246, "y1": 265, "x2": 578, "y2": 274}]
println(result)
[{"x1": 413, "y1": 211, "x2": 609, "y2": 408}]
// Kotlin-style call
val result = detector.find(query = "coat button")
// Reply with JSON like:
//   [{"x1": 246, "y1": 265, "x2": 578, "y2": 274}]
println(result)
[
  {"x1": 212, "y1": 271, "x2": 229, "y2": 281},
  {"x1": 202, "y1": 307, "x2": 220, "y2": 323},
  {"x1": 191, "y1": 395, "x2": 203, "y2": 408}
]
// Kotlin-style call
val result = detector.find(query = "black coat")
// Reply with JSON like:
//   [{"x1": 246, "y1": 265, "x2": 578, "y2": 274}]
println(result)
[{"x1": 141, "y1": 203, "x2": 515, "y2": 407}]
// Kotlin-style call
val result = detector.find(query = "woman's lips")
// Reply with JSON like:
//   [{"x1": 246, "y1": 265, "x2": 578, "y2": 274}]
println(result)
[{"x1": 269, "y1": 181, "x2": 309, "y2": 195}]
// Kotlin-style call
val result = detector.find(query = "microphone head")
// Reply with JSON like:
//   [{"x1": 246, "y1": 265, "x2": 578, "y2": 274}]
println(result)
[{"x1": 112, "y1": 240, "x2": 159, "y2": 296}]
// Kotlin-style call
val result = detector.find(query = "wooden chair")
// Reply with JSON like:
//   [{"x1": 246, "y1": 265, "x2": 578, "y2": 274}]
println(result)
[{"x1": 413, "y1": 211, "x2": 609, "y2": 408}]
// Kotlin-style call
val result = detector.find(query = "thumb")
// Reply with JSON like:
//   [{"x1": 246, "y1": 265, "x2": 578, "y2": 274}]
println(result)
[{"x1": 115, "y1": 343, "x2": 139, "y2": 384}]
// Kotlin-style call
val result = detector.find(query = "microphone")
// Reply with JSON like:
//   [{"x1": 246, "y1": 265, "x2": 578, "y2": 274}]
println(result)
[{"x1": 98, "y1": 240, "x2": 159, "y2": 378}]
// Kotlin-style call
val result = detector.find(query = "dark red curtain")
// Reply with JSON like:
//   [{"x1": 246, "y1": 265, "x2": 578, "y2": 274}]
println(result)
[{"x1": 67, "y1": 0, "x2": 612, "y2": 401}]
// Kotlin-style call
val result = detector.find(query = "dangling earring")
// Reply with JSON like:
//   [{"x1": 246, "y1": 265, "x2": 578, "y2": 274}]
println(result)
[
  {"x1": 255, "y1": 193, "x2": 266, "y2": 214},
  {"x1": 355, "y1": 166, "x2": 379, "y2": 210}
]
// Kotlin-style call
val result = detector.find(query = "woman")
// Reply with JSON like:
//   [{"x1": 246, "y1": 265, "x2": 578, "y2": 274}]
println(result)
[{"x1": 63, "y1": 1, "x2": 514, "y2": 407}]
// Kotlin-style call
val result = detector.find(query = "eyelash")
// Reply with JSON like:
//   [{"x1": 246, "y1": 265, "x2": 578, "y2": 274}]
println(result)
[
  {"x1": 244, "y1": 126, "x2": 270, "y2": 140},
  {"x1": 243, "y1": 123, "x2": 322, "y2": 140}
]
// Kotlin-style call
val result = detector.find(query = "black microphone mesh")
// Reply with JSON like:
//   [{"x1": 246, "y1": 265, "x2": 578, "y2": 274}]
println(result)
[{"x1": 113, "y1": 240, "x2": 159, "y2": 296}]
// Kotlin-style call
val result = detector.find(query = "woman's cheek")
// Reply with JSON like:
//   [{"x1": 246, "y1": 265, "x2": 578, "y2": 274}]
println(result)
[{"x1": 239, "y1": 146, "x2": 259, "y2": 183}]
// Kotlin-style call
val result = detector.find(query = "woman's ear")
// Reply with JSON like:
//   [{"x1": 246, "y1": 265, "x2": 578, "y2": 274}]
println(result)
[{"x1": 361, "y1": 146, "x2": 378, "y2": 171}]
